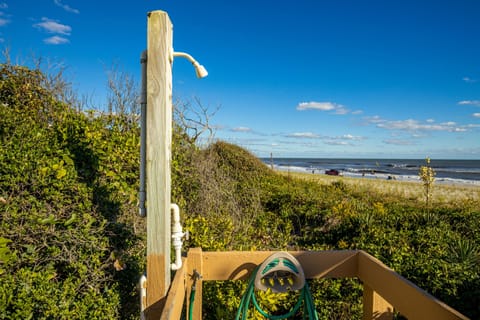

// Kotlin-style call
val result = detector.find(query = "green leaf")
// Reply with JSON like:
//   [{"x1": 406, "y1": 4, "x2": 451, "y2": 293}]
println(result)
[
  {"x1": 64, "y1": 213, "x2": 77, "y2": 226},
  {"x1": 0, "y1": 237, "x2": 12, "y2": 247},
  {"x1": 39, "y1": 214, "x2": 56, "y2": 225},
  {"x1": 56, "y1": 168, "x2": 67, "y2": 179}
]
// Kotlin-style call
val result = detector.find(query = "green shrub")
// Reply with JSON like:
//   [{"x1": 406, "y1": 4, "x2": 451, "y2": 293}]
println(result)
[{"x1": 0, "y1": 63, "x2": 142, "y2": 319}]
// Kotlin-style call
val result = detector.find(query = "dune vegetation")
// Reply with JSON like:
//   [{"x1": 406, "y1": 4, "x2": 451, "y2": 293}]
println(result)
[
  {"x1": 1, "y1": 62, "x2": 479, "y2": 319},
  {"x1": 286, "y1": 171, "x2": 480, "y2": 206}
]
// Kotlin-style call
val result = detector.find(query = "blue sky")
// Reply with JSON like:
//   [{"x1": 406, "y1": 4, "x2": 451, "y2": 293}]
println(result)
[{"x1": 1, "y1": 1, "x2": 479, "y2": 159}]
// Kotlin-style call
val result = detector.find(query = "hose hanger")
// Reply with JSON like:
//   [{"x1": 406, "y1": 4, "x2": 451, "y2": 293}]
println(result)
[{"x1": 254, "y1": 252, "x2": 305, "y2": 293}]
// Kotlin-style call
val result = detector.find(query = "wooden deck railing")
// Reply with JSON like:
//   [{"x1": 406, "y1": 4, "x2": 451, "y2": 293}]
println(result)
[{"x1": 154, "y1": 248, "x2": 469, "y2": 320}]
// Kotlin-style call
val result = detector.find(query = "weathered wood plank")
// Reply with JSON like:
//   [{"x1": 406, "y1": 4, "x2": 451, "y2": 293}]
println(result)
[
  {"x1": 146, "y1": 10, "x2": 173, "y2": 317},
  {"x1": 160, "y1": 260, "x2": 186, "y2": 320},
  {"x1": 357, "y1": 251, "x2": 468, "y2": 320},
  {"x1": 201, "y1": 250, "x2": 358, "y2": 280}
]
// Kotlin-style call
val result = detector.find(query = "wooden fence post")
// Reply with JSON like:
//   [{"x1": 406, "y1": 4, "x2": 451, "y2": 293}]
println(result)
[
  {"x1": 145, "y1": 10, "x2": 173, "y2": 318},
  {"x1": 186, "y1": 248, "x2": 204, "y2": 320}
]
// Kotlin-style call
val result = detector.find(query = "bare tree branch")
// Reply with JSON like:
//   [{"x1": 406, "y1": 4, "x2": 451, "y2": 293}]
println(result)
[
  {"x1": 105, "y1": 61, "x2": 139, "y2": 116},
  {"x1": 174, "y1": 96, "x2": 220, "y2": 144}
]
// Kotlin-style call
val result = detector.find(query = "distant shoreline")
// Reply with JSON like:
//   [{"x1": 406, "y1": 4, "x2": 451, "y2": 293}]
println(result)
[
  {"x1": 274, "y1": 165, "x2": 480, "y2": 188},
  {"x1": 263, "y1": 158, "x2": 480, "y2": 187},
  {"x1": 276, "y1": 169, "x2": 480, "y2": 204}
]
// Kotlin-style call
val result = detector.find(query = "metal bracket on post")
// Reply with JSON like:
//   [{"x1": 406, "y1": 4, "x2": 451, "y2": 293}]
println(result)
[{"x1": 139, "y1": 49, "x2": 147, "y2": 218}]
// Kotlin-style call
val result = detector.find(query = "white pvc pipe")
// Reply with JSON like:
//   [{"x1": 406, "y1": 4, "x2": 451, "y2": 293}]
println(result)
[
  {"x1": 172, "y1": 51, "x2": 208, "y2": 78},
  {"x1": 139, "y1": 274, "x2": 147, "y2": 320},
  {"x1": 171, "y1": 203, "x2": 185, "y2": 270}
]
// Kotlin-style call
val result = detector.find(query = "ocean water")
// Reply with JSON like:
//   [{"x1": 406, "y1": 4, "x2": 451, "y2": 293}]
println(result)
[{"x1": 261, "y1": 158, "x2": 480, "y2": 186}]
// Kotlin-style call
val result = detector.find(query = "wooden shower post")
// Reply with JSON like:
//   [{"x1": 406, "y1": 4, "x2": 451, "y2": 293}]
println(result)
[{"x1": 145, "y1": 10, "x2": 173, "y2": 318}]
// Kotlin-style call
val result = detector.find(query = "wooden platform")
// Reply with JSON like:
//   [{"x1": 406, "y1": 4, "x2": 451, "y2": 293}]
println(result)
[{"x1": 147, "y1": 248, "x2": 469, "y2": 320}]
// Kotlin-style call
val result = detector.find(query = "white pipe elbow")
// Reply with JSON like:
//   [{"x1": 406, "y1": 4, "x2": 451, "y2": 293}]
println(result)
[
  {"x1": 171, "y1": 203, "x2": 185, "y2": 270},
  {"x1": 172, "y1": 51, "x2": 208, "y2": 78}
]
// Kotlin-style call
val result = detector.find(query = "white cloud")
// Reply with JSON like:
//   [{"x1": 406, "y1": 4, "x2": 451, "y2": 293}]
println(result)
[
  {"x1": 284, "y1": 132, "x2": 364, "y2": 146},
  {"x1": 364, "y1": 115, "x2": 384, "y2": 124},
  {"x1": 297, "y1": 101, "x2": 344, "y2": 111},
  {"x1": 366, "y1": 116, "x2": 471, "y2": 133},
  {"x1": 231, "y1": 126, "x2": 252, "y2": 132},
  {"x1": 297, "y1": 101, "x2": 336, "y2": 111},
  {"x1": 324, "y1": 140, "x2": 350, "y2": 146},
  {"x1": 339, "y1": 134, "x2": 364, "y2": 141},
  {"x1": 463, "y1": 77, "x2": 477, "y2": 83},
  {"x1": 320, "y1": 134, "x2": 364, "y2": 146},
  {"x1": 378, "y1": 119, "x2": 444, "y2": 131},
  {"x1": 383, "y1": 139, "x2": 415, "y2": 146},
  {"x1": 54, "y1": 0, "x2": 80, "y2": 14},
  {"x1": 0, "y1": 11, "x2": 10, "y2": 27},
  {"x1": 474, "y1": 113, "x2": 480, "y2": 118},
  {"x1": 334, "y1": 106, "x2": 349, "y2": 115},
  {"x1": 296, "y1": 101, "x2": 359, "y2": 115},
  {"x1": 0, "y1": 3, "x2": 7, "y2": 9},
  {"x1": 411, "y1": 133, "x2": 425, "y2": 138},
  {"x1": 34, "y1": 17, "x2": 71, "y2": 35},
  {"x1": 43, "y1": 35, "x2": 69, "y2": 45},
  {"x1": 458, "y1": 100, "x2": 480, "y2": 107},
  {"x1": 287, "y1": 132, "x2": 321, "y2": 139},
  {"x1": 441, "y1": 121, "x2": 456, "y2": 126},
  {"x1": 465, "y1": 124, "x2": 480, "y2": 129}
]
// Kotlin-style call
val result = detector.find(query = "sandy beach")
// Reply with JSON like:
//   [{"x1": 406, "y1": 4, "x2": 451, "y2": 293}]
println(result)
[{"x1": 281, "y1": 171, "x2": 480, "y2": 205}]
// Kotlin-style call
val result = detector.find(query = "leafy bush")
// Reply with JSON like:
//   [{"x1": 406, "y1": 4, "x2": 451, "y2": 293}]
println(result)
[{"x1": 0, "y1": 63, "x2": 143, "y2": 319}]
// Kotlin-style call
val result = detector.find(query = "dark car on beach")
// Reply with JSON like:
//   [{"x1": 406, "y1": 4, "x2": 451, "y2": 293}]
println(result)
[{"x1": 325, "y1": 169, "x2": 340, "y2": 176}]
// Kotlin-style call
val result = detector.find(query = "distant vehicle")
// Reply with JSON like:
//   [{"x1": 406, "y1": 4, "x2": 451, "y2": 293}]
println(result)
[{"x1": 325, "y1": 169, "x2": 340, "y2": 176}]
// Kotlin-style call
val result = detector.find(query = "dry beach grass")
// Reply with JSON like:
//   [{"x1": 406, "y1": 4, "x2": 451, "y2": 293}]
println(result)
[{"x1": 283, "y1": 171, "x2": 480, "y2": 206}]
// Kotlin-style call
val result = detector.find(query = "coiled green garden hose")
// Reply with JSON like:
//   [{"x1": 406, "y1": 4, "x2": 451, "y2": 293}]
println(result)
[
  {"x1": 235, "y1": 252, "x2": 319, "y2": 319},
  {"x1": 188, "y1": 253, "x2": 318, "y2": 319}
]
